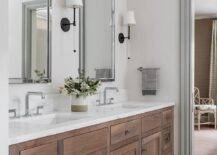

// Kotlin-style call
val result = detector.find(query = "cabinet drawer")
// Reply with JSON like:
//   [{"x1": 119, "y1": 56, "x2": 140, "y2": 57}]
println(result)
[
  {"x1": 142, "y1": 113, "x2": 161, "y2": 134},
  {"x1": 63, "y1": 128, "x2": 108, "y2": 155},
  {"x1": 20, "y1": 142, "x2": 57, "y2": 155},
  {"x1": 111, "y1": 119, "x2": 140, "y2": 145},
  {"x1": 162, "y1": 127, "x2": 173, "y2": 151},
  {"x1": 162, "y1": 109, "x2": 173, "y2": 127}
]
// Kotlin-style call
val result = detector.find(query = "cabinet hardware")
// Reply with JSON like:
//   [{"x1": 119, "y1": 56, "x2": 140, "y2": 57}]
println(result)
[
  {"x1": 125, "y1": 130, "x2": 130, "y2": 135},
  {"x1": 164, "y1": 133, "x2": 170, "y2": 142},
  {"x1": 142, "y1": 148, "x2": 147, "y2": 152}
]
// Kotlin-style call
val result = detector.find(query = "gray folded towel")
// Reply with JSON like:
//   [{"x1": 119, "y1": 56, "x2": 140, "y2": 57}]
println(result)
[
  {"x1": 141, "y1": 68, "x2": 159, "y2": 95},
  {"x1": 95, "y1": 68, "x2": 112, "y2": 79}
]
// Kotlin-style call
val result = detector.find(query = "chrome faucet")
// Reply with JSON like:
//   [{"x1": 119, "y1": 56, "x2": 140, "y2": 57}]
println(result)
[
  {"x1": 24, "y1": 92, "x2": 45, "y2": 117},
  {"x1": 103, "y1": 87, "x2": 119, "y2": 105}
]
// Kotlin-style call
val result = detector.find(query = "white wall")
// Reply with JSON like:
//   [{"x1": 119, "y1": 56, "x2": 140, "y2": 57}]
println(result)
[
  {"x1": 126, "y1": 0, "x2": 180, "y2": 154},
  {"x1": 0, "y1": 0, "x2": 9, "y2": 154},
  {"x1": 195, "y1": 0, "x2": 217, "y2": 16},
  {"x1": 9, "y1": 0, "x2": 128, "y2": 114}
]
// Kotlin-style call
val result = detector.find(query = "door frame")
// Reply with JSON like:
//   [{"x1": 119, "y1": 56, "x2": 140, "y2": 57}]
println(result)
[{"x1": 180, "y1": 0, "x2": 195, "y2": 155}]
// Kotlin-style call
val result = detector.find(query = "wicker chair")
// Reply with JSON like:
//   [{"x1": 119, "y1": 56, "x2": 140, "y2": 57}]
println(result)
[{"x1": 194, "y1": 87, "x2": 217, "y2": 130}]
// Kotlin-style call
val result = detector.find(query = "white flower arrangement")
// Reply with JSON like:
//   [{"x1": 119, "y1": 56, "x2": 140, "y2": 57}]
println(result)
[{"x1": 59, "y1": 75, "x2": 101, "y2": 98}]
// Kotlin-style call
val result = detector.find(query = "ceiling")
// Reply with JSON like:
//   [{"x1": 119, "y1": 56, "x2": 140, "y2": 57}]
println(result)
[{"x1": 195, "y1": 0, "x2": 217, "y2": 17}]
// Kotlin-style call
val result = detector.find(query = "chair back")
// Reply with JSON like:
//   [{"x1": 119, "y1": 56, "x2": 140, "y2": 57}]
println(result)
[
  {"x1": 194, "y1": 87, "x2": 214, "y2": 105},
  {"x1": 194, "y1": 87, "x2": 200, "y2": 105}
]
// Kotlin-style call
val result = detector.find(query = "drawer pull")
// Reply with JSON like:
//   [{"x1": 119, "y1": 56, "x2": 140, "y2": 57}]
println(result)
[
  {"x1": 142, "y1": 149, "x2": 147, "y2": 152},
  {"x1": 125, "y1": 130, "x2": 130, "y2": 135},
  {"x1": 166, "y1": 137, "x2": 170, "y2": 142},
  {"x1": 165, "y1": 133, "x2": 170, "y2": 142}
]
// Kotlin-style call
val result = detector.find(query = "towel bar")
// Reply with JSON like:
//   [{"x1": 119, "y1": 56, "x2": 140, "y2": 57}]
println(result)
[{"x1": 137, "y1": 67, "x2": 160, "y2": 71}]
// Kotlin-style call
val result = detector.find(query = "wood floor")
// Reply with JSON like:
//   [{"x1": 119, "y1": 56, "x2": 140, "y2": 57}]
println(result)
[{"x1": 194, "y1": 126, "x2": 217, "y2": 155}]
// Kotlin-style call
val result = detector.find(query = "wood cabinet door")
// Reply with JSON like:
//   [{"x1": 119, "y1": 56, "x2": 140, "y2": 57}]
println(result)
[
  {"x1": 162, "y1": 127, "x2": 173, "y2": 152},
  {"x1": 141, "y1": 132, "x2": 162, "y2": 155},
  {"x1": 20, "y1": 142, "x2": 57, "y2": 155},
  {"x1": 110, "y1": 141, "x2": 139, "y2": 155}
]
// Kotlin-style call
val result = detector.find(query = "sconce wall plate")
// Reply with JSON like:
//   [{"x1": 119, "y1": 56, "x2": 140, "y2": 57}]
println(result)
[
  {"x1": 61, "y1": 18, "x2": 71, "y2": 32},
  {"x1": 118, "y1": 26, "x2": 131, "y2": 44},
  {"x1": 118, "y1": 33, "x2": 125, "y2": 44}
]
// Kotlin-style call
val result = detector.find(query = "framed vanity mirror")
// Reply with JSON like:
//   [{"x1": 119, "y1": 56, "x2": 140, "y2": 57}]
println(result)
[
  {"x1": 80, "y1": 0, "x2": 115, "y2": 81},
  {"x1": 9, "y1": 0, "x2": 52, "y2": 84}
]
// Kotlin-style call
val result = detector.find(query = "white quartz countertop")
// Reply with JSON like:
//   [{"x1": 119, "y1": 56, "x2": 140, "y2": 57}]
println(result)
[{"x1": 9, "y1": 101, "x2": 175, "y2": 145}]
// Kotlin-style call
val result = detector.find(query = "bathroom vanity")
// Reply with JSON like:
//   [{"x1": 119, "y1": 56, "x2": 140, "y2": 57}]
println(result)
[
  {"x1": 8, "y1": 0, "x2": 175, "y2": 154},
  {"x1": 9, "y1": 102, "x2": 174, "y2": 155}
]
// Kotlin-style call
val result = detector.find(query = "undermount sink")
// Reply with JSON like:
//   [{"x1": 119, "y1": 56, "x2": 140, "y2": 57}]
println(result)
[
  {"x1": 121, "y1": 104, "x2": 141, "y2": 109},
  {"x1": 121, "y1": 104, "x2": 150, "y2": 109},
  {"x1": 10, "y1": 113, "x2": 88, "y2": 126},
  {"x1": 93, "y1": 103, "x2": 147, "y2": 114}
]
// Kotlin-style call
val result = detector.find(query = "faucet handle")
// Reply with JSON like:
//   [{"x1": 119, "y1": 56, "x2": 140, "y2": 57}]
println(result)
[
  {"x1": 9, "y1": 108, "x2": 17, "y2": 119},
  {"x1": 96, "y1": 99, "x2": 101, "y2": 105},
  {"x1": 108, "y1": 98, "x2": 114, "y2": 104},
  {"x1": 35, "y1": 106, "x2": 44, "y2": 115}
]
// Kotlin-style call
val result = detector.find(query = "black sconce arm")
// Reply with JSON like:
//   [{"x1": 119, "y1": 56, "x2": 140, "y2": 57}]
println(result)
[
  {"x1": 127, "y1": 26, "x2": 131, "y2": 39},
  {"x1": 72, "y1": 8, "x2": 76, "y2": 26}
]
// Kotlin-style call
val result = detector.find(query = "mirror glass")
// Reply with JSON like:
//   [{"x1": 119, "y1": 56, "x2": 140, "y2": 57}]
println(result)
[
  {"x1": 80, "y1": 0, "x2": 115, "y2": 81},
  {"x1": 9, "y1": 0, "x2": 52, "y2": 84}
]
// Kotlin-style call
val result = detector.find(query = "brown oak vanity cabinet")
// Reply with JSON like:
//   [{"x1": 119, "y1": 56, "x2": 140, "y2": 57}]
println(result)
[{"x1": 9, "y1": 106, "x2": 174, "y2": 155}]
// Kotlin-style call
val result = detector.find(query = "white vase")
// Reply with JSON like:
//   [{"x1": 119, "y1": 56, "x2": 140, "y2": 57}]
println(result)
[{"x1": 70, "y1": 96, "x2": 88, "y2": 112}]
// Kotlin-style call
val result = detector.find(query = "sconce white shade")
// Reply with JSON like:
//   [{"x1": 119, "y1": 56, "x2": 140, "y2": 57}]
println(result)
[
  {"x1": 65, "y1": 0, "x2": 83, "y2": 8},
  {"x1": 124, "y1": 11, "x2": 136, "y2": 26}
]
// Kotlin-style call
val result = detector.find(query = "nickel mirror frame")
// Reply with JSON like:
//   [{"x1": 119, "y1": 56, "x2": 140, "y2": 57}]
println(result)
[{"x1": 9, "y1": 0, "x2": 52, "y2": 84}]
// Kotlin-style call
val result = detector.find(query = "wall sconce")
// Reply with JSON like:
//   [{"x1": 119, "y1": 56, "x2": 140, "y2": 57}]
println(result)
[
  {"x1": 119, "y1": 11, "x2": 136, "y2": 43},
  {"x1": 60, "y1": 0, "x2": 83, "y2": 32}
]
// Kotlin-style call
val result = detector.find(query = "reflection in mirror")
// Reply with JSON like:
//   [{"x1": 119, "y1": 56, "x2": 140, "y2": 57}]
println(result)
[
  {"x1": 9, "y1": 0, "x2": 52, "y2": 84},
  {"x1": 80, "y1": 0, "x2": 115, "y2": 81}
]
